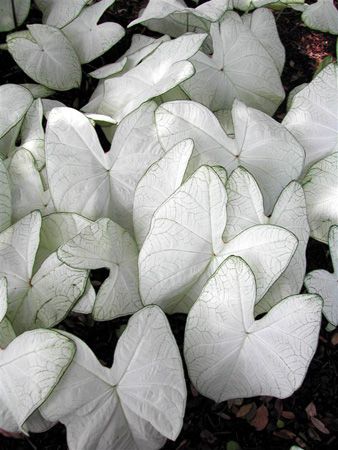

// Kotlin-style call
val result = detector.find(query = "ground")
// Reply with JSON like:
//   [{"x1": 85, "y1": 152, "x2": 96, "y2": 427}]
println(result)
[{"x1": 0, "y1": 1, "x2": 337, "y2": 449}]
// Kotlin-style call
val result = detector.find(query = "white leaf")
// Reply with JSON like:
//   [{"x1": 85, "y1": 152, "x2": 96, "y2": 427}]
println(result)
[
  {"x1": 20, "y1": 83, "x2": 55, "y2": 99},
  {"x1": 19, "y1": 99, "x2": 45, "y2": 169},
  {"x1": 133, "y1": 139, "x2": 193, "y2": 248},
  {"x1": 0, "y1": 278, "x2": 16, "y2": 349},
  {"x1": 184, "y1": 256, "x2": 322, "y2": 402},
  {"x1": 34, "y1": 212, "x2": 92, "y2": 271},
  {"x1": 72, "y1": 279, "x2": 95, "y2": 314},
  {"x1": 302, "y1": 0, "x2": 338, "y2": 35},
  {"x1": 46, "y1": 104, "x2": 164, "y2": 232},
  {"x1": 242, "y1": 8, "x2": 285, "y2": 75},
  {"x1": 181, "y1": 11, "x2": 284, "y2": 115},
  {"x1": 0, "y1": 329, "x2": 75, "y2": 433},
  {"x1": 86, "y1": 33, "x2": 206, "y2": 122},
  {"x1": 155, "y1": 100, "x2": 237, "y2": 176},
  {"x1": 0, "y1": 84, "x2": 33, "y2": 157},
  {"x1": 7, "y1": 148, "x2": 53, "y2": 222},
  {"x1": 302, "y1": 152, "x2": 338, "y2": 243},
  {"x1": 11, "y1": 252, "x2": 88, "y2": 333},
  {"x1": 62, "y1": 0, "x2": 125, "y2": 64},
  {"x1": 41, "y1": 306, "x2": 186, "y2": 450},
  {"x1": 305, "y1": 225, "x2": 338, "y2": 326},
  {"x1": 283, "y1": 63, "x2": 338, "y2": 169},
  {"x1": 58, "y1": 218, "x2": 141, "y2": 320},
  {"x1": 0, "y1": 0, "x2": 30, "y2": 32},
  {"x1": 0, "y1": 159, "x2": 11, "y2": 233},
  {"x1": 35, "y1": 0, "x2": 89, "y2": 28},
  {"x1": 7, "y1": 24, "x2": 82, "y2": 91}
]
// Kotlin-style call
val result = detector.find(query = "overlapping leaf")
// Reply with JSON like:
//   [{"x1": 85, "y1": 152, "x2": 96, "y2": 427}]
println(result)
[
  {"x1": 156, "y1": 100, "x2": 304, "y2": 214},
  {"x1": 0, "y1": 278, "x2": 16, "y2": 348},
  {"x1": 139, "y1": 166, "x2": 298, "y2": 313},
  {"x1": 83, "y1": 33, "x2": 207, "y2": 122},
  {"x1": 58, "y1": 218, "x2": 142, "y2": 320},
  {"x1": 224, "y1": 167, "x2": 309, "y2": 314},
  {"x1": 0, "y1": 212, "x2": 88, "y2": 333},
  {"x1": 35, "y1": 0, "x2": 89, "y2": 28},
  {"x1": 302, "y1": 0, "x2": 338, "y2": 35}
]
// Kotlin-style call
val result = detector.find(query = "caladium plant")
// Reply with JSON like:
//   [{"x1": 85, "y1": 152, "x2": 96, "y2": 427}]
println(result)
[{"x1": 0, "y1": 0, "x2": 336, "y2": 448}]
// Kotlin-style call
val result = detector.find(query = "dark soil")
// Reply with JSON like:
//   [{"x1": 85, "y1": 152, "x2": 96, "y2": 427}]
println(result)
[{"x1": 0, "y1": 1, "x2": 337, "y2": 450}]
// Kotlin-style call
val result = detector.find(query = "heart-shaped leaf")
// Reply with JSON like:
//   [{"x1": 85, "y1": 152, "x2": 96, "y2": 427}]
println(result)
[
  {"x1": 41, "y1": 306, "x2": 186, "y2": 450},
  {"x1": 184, "y1": 256, "x2": 322, "y2": 402},
  {"x1": 0, "y1": 329, "x2": 75, "y2": 433},
  {"x1": 7, "y1": 24, "x2": 82, "y2": 91},
  {"x1": 63, "y1": 0, "x2": 125, "y2": 64}
]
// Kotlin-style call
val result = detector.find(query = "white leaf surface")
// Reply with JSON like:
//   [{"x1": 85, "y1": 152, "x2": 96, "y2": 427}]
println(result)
[
  {"x1": 7, "y1": 24, "x2": 82, "y2": 91},
  {"x1": 0, "y1": 211, "x2": 88, "y2": 333},
  {"x1": 11, "y1": 252, "x2": 88, "y2": 333},
  {"x1": 0, "y1": 0, "x2": 30, "y2": 32},
  {"x1": 62, "y1": 0, "x2": 125, "y2": 64},
  {"x1": 129, "y1": 0, "x2": 232, "y2": 28},
  {"x1": 0, "y1": 160, "x2": 11, "y2": 233},
  {"x1": 19, "y1": 99, "x2": 45, "y2": 169},
  {"x1": 7, "y1": 148, "x2": 53, "y2": 222},
  {"x1": 34, "y1": 212, "x2": 92, "y2": 271},
  {"x1": 20, "y1": 83, "x2": 55, "y2": 99},
  {"x1": 89, "y1": 34, "x2": 170, "y2": 80},
  {"x1": 0, "y1": 329, "x2": 75, "y2": 433},
  {"x1": 155, "y1": 101, "x2": 237, "y2": 176},
  {"x1": 133, "y1": 139, "x2": 193, "y2": 248},
  {"x1": 225, "y1": 168, "x2": 309, "y2": 313},
  {"x1": 58, "y1": 218, "x2": 141, "y2": 320},
  {"x1": 156, "y1": 100, "x2": 304, "y2": 214},
  {"x1": 0, "y1": 278, "x2": 16, "y2": 349},
  {"x1": 241, "y1": 8, "x2": 285, "y2": 75},
  {"x1": 302, "y1": 152, "x2": 338, "y2": 243},
  {"x1": 283, "y1": 63, "x2": 338, "y2": 169},
  {"x1": 34, "y1": 0, "x2": 89, "y2": 28},
  {"x1": 139, "y1": 166, "x2": 227, "y2": 312},
  {"x1": 85, "y1": 33, "x2": 206, "y2": 123},
  {"x1": 72, "y1": 279, "x2": 95, "y2": 315},
  {"x1": 305, "y1": 225, "x2": 338, "y2": 326},
  {"x1": 0, "y1": 211, "x2": 41, "y2": 316},
  {"x1": 139, "y1": 166, "x2": 297, "y2": 313},
  {"x1": 41, "y1": 306, "x2": 186, "y2": 450},
  {"x1": 0, "y1": 84, "x2": 33, "y2": 157},
  {"x1": 46, "y1": 104, "x2": 164, "y2": 232},
  {"x1": 184, "y1": 256, "x2": 322, "y2": 402},
  {"x1": 181, "y1": 11, "x2": 284, "y2": 115},
  {"x1": 302, "y1": 0, "x2": 338, "y2": 35}
]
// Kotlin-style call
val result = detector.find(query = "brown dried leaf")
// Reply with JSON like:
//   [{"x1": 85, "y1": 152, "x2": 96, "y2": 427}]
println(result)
[
  {"x1": 236, "y1": 403, "x2": 254, "y2": 418},
  {"x1": 250, "y1": 405, "x2": 269, "y2": 431},
  {"x1": 331, "y1": 332, "x2": 338, "y2": 346},
  {"x1": 305, "y1": 402, "x2": 317, "y2": 418},
  {"x1": 273, "y1": 429, "x2": 296, "y2": 440},
  {"x1": 281, "y1": 411, "x2": 296, "y2": 420},
  {"x1": 311, "y1": 417, "x2": 330, "y2": 435}
]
